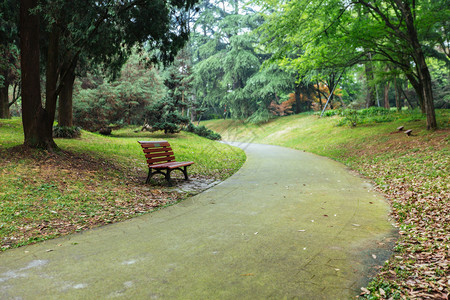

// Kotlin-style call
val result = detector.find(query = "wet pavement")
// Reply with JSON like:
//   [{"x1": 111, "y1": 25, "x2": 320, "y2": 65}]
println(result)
[{"x1": 0, "y1": 143, "x2": 396, "y2": 299}]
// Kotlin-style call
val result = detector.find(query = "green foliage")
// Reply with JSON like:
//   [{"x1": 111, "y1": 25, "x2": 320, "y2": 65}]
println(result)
[
  {"x1": 73, "y1": 51, "x2": 165, "y2": 131},
  {"x1": 256, "y1": 0, "x2": 446, "y2": 129},
  {"x1": 339, "y1": 109, "x2": 358, "y2": 127},
  {"x1": 358, "y1": 107, "x2": 391, "y2": 117},
  {"x1": 184, "y1": 123, "x2": 221, "y2": 140},
  {"x1": 335, "y1": 107, "x2": 394, "y2": 126},
  {"x1": 359, "y1": 277, "x2": 402, "y2": 299},
  {"x1": 189, "y1": 0, "x2": 294, "y2": 121},
  {"x1": 322, "y1": 109, "x2": 341, "y2": 117},
  {"x1": 428, "y1": 58, "x2": 450, "y2": 109},
  {"x1": 146, "y1": 98, "x2": 190, "y2": 134},
  {"x1": 245, "y1": 106, "x2": 273, "y2": 124},
  {"x1": 53, "y1": 126, "x2": 81, "y2": 139}
]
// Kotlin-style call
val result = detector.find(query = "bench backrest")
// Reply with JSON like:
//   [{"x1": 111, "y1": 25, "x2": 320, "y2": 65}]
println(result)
[{"x1": 138, "y1": 141, "x2": 176, "y2": 166}]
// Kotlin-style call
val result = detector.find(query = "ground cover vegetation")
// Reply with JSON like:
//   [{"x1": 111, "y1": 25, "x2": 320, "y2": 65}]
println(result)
[
  {"x1": 203, "y1": 109, "x2": 449, "y2": 299},
  {"x1": 0, "y1": 118, "x2": 246, "y2": 251}
]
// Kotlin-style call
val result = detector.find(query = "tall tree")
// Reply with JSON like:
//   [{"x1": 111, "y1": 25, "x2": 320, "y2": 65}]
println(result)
[
  {"x1": 20, "y1": 0, "x2": 50, "y2": 148},
  {"x1": 19, "y1": 0, "x2": 199, "y2": 150},
  {"x1": 257, "y1": 0, "x2": 447, "y2": 129}
]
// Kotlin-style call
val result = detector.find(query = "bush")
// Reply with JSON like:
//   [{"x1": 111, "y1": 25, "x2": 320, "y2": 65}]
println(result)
[
  {"x1": 246, "y1": 107, "x2": 273, "y2": 124},
  {"x1": 322, "y1": 109, "x2": 342, "y2": 117},
  {"x1": 337, "y1": 109, "x2": 358, "y2": 127},
  {"x1": 337, "y1": 107, "x2": 394, "y2": 127},
  {"x1": 146, "y1": 100, "x2": 190, "y2": 134},
  {"x1": 184, "y1": 123, "x2": 221, "y2": 140},
  {"x1": 358, "y1": 107, "x2": 390, "y2": 117},
  {"x1": 53, "y1": 126, "x2": 82, "y2": 138}
]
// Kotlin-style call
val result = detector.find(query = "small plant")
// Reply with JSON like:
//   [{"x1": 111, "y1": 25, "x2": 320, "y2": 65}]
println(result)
[
  {"x1": 358, "y1": 107, "x2": 390, "y2": 117},
  {"x1": 184, "y1": 123, "x2": 221, "y2": 140},
  {"x1": 360, "y1": 277, "x2": 402, "y2": 299},
  {"x1": 322, "y1": 109, "x2": 342, "y2": 117},
  {"x1": 337, "y1": 109, "x2": 358, "y2": 126},
  {"x1": 53, "y1": 126, "x2": 81, "y2": 138}
]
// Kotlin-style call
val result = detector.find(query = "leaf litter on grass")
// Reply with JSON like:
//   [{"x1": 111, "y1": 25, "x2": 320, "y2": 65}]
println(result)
[
  {"x1": 0, "y1": 145, "x2": 210, "y2": 251},
  {"x1": 354, "y1": 129, "x2": 449, "y2": 299}
]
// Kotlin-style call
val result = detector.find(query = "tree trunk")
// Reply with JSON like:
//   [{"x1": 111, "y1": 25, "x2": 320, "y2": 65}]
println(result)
[
  {"x1": 58, "y1": 59, "x2": 76, "y2": 127},
  {"x1": 402, "y1": 1, "x2": 437, "y2": 129},
  {"x1": 404, "y1": 72, "x2": 424, "y2": 112},
  {"x1": 20, "y1": 0, "x2": 57, "y2": 149},
  {"x1": 364, "y1": 56, "x2": 376, "y2": 108},
  {"x1": 394, "y1": 77, "x2": 401, "y2": 111},
  {"x1": 420, "y1": 67, "x2": 437, "y2": 130},
  {"x1": 316, "y1": 81, "x2": 323, "y2": 111},
  {"x1": 0, "y1": 82, "x2": 10, "y2": 119},
  {"x1": 327, "y1": 77, "x2": 335, "y2": 110},
  {"x1": 294, "y1": 80, "x2": 301, "y2": 114},
  {"x1": 383, "y1": 82, "x2": 390, "y2": 109}
]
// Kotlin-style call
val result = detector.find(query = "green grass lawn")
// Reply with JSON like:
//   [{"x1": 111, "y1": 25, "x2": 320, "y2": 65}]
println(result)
[
  {"x1": 0, "y1": 118, "x2": 245, "y2": 251},
  {"x1": 203, "y1": 109, "x2": 449, "y2": 299}
]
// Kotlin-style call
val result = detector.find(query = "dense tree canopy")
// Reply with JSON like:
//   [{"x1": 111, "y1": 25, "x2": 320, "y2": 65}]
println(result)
[
  {"x1": 19, "y1": 0, "x2": 199, "y2": 149},
  {"x1": 256, "y1": 0, "x2": 449, "y2": 129},
  {"x1": 1, "y1": 0, "x2": 447, "y2": 144}
]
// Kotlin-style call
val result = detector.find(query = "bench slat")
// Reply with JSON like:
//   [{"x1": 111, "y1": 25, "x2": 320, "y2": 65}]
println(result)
[
  {"x1": 138, "y1": 141, "x2": 170, "y2": 148},
  {"x1": 147, "y1": 156, "x2": 176, "y2": 165},
  {"x1": 143, "y1": 147, "x2": 172, "y2": 153},
  {"x1": 151, "y1": 161, "x2": 194, "y2": 169},
  {"x1": 145, "y1": 151, "x2": 175, "y2": 159}
]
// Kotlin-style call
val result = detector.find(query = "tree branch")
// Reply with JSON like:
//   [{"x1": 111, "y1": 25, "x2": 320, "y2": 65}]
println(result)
[{"x1": 354, "y1": 0, "x2": 410, "y2": 42}]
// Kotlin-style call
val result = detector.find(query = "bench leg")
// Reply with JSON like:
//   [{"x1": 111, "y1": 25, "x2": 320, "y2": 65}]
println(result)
[
  {"x1": 146, "y1": 169, "x2": 170, "y2": 184},
  {"x1": 145, "y1": 169, "x2": 153, "y2": 184},
  {"x1": 182, "y1": 166, "x2": 189, "y2": 180},
  {"x1": 165, "y1": 169, "x2": 173, "y2": 186},
  {"x1": 146, "y1": 167, "x2": 188, "y2": 185}
]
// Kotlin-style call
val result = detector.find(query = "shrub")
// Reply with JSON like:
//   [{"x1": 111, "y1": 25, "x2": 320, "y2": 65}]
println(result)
[
  {"x1": 322, "y1": 109, "x2": 342, "y2": 117},
  {"x1": 146, "y1": 100, "x2": 190, "y2": 134},
  {"x1": 53, "y1": 126, "x2": 82, "y2": 138},
  {"x1": 184, "y1": 123, "x2": 221, "y2": 140},
  {"x1": 358, "y1": 107, "x2": 390, "y2": 117},
  {"x1": 337, "y1": 107, "x2": 395, "y2": 126},
  {"x1": 246, "y1": 107, "x2": 272, "y2": 124}
]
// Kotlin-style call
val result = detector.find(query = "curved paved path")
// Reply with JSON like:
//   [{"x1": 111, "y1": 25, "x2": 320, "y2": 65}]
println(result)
[{"x1": 0, "y1": 143, "x2": 396, "y2": 299}]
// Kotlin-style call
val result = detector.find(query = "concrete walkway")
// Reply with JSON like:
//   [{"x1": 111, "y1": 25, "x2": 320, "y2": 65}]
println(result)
[{"x1": 0, "y1": 143, "x2": 396, "y2": 299}]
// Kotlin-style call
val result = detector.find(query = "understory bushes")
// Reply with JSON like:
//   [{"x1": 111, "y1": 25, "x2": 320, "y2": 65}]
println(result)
[
  {"x1": 53, "y1": 126, "x2": 82, "y2": 138},
  {"x1": 184, "y1": 123, "x2": 221, "y2": 140},
  {"x1": 322, "y1": 107, "x2": 399, "y2": 126}
]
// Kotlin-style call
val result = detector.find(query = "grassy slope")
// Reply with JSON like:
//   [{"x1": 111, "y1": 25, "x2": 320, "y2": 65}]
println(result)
[
  {"x1": 203, "y1": 110, "x2": 449, "y2": 299},
  {"x1": 0, "y1": 118, "x2": 245, "y2": 250}
]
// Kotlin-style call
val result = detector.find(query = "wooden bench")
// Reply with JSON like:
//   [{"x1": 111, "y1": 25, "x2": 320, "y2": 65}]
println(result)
[{"x1": 138, "y1": 141, "x2": 194, "y2": 184}]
